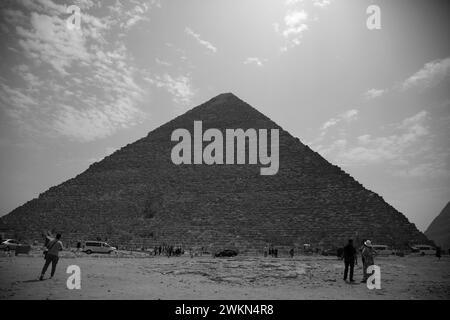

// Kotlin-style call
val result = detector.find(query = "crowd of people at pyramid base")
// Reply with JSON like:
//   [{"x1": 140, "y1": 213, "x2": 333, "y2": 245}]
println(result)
[
  {"x1": 1, "y1": 231, "x2": 446, "y2": 283},
  {"x1": 152, "y1": 245, "x2": 185, "y2": 257}
]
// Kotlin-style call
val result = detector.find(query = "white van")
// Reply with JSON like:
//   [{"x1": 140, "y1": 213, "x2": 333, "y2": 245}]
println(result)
[
  {"x1": 83, "y1": 241, "x2": 116, "y2": 254},
  {"x1": 411, "y1": 245, "x2": 436, "y2": 255},
  {"x1": 372, "y1": 245, "x2": 393, "y2": 255}
]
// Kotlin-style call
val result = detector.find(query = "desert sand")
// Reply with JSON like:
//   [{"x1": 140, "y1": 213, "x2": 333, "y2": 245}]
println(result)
[{"x1": 1, "y1": 250, "x2": 449, "y2": 300}]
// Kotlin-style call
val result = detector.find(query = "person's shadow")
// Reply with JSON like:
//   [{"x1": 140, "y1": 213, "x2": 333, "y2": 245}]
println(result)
[{"x1": 20, "y1": 279, "x2": 46, "y2": 283}]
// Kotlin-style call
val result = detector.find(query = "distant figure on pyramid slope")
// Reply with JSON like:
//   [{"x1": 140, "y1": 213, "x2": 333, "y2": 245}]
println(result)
[
  {"x1": 342, "y1": 239, "x2": 357, "y2": 283},
  {"x1": 40, "y1": 232, "x2": 64, "y2": 281}
]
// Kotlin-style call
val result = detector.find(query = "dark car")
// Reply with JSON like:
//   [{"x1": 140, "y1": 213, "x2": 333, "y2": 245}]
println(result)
[
  {"x1": 321, "y1": 248, "x2": 337, "y2": 256},
  {"x1": 14, "y1": 244, "x2": 31, "y2": 255},
  {"x1": 214, "y1": 249, "x2": 238, "y2": 257}
]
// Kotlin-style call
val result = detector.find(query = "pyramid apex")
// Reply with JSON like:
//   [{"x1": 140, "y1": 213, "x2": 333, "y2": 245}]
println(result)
[
  {"x1": 210, "y1": 92, "x2": 240, "y2": 102},
  {"x1": 216, "y1": 92, "x2": 237, "y2": 97}
]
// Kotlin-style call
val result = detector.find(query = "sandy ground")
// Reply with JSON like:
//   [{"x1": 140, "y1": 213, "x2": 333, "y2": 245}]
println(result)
[{"x1": 0, "y1": 250, "x2": 449, "y2": 300}]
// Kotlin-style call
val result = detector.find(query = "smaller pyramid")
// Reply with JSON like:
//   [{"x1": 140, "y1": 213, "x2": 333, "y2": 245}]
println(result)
[{"x1": 425, "y1": 202, "x2": 450, "y2": 249}]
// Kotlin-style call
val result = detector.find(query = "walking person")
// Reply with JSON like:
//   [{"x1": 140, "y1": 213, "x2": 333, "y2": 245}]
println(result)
[
  {"x1": 39, "y1": 233, "x2": 63, "y2": 281},
  {"x1": 289, "y1": 247, "x2": 295, "y2": 258},
  {"x1": 361, "y1": 240, "x2": 375, "y2": 283},
  {"x1": 342, "y1": 239, "x2": 357, "y2": 283},
  {"x1": 436, "y1": 247, "x2": 441, "y2": 260}
]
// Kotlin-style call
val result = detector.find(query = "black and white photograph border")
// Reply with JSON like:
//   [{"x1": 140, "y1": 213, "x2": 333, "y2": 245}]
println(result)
[{"x1": 0, "y1": 0, "x2": 449, "y2": 307}]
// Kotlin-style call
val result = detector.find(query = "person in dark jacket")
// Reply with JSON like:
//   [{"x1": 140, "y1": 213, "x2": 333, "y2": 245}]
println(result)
[
  {"x1": 289, "y1": 247, "x2": 295, "y2": 258},
  {"x1": 436, "y1": 247, "x2": 441, "y2": 260},
  {"x1": 342, "y1": 239, "x2": 357, "y2": 282},
  {"x1": 40, "y1": 233, "x2": 63, "y2": 280}
]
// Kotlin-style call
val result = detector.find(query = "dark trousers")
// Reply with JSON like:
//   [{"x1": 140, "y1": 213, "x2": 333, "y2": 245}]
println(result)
[
  {"x1": 41, "y1": 254, "x2": 59, "y2": 277},
  {"x1": 344, "y1": 259, "x2": 355, "y2": 281}
]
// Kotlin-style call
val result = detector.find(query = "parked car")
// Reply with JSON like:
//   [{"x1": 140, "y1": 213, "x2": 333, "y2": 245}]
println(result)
[
  {"x1": 392, "y1": 249, "x2": 405, "y2": 257},
  {"x1": 0, "y1": 239, "x2": 21, "y2": 251},
  {"x1": 372, "y1": 245, "x2": 393, "y2": 255},
  {"x1": 15, "y1": 244, "x2": 31, "y2": 255},
  {"x1": 83, "y1": 241, "x2": 116, "y2": 254},
  {"x1": 411, "y1": 245, "x2": 436, "y2": 256},
  {"x1": 321, "y1": 248, "x2": 338, "y2": 257},
  {"x1": 214, "y1": 249, "x2": 238, "y2": 258}
]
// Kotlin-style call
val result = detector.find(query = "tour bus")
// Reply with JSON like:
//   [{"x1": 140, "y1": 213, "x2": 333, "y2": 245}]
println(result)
[
  {"x1": 83, "y1": 241, "x2": 116, "y2": 254},
  {"x1": 411, "y1": 245, "x2": 436, "y2": 256},
  {"x1": 371, "y1": 245, "x2": 393, "y2": 255}
]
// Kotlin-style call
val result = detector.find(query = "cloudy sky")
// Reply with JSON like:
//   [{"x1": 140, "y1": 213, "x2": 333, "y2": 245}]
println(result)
[{"x1": 0, "y1": 0, "x2": 448, "y2": 232}]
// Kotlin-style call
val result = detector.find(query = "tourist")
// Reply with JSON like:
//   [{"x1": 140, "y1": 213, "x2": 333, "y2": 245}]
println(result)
[
  {"x1": 76, "y1": 241, "x2": 81, "y2": 253},
  {"x1": 274, "y1": 248, "x2": 278, "y2": 258},
  {"x1": 361, "y1": 240, "x2": 375, "y2": 283},
  {"x1": 436, "y1": 247, "x2": 441, "y2": 260},
  {"x1": 39, "y1": 233, "x2": 63, "y2": 281},
  {"x1": 289, "y1": 247, "x2": 294, "y2": 258},
  {"x1": 342, "y1": 239, "x2": 357, "y2": 283},
  {"x1": 359, "y1": 240, "x2": 366, "y2": 265}
]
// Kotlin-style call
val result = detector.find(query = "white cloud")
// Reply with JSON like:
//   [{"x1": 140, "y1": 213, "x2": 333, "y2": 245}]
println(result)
[
  {"x1": 285, "y1": 0, "x2": 304, "y2": 6},
  {"x1": 312, "y1": 0, "x2": 332, "y2": 8},
  {"x1": 364, "y1": 88, "x2": 386, "y2": 100},
  {"x1": 282, "y1": 10, "x2": 309, "y2": 39},
  {"x1": 0, "y1": 83, "x2": 37, "y2": 121},
  {"x1": 316, "y1": 111, "x2": 431, "y2": 168},
  {"x1": 16, "y1": 12, "x2": 92, "y2": 76},
  {"x1": 321, "y1": 109, "x2": 358, "y2": 131},
  {"x1": 0, "y1": 0, "x2": 154, "y2": 142},
  {"x1": 155, "y1": 58, "x2": 172, "y2": 67},
  {"x1": 243, "y1": 57, "x2": 266, "y2": 67},
  {"x1": 149, "y1": 74, "x2": 195, "y2": 107},
  {"x1": 402, "y1": 57, "x2": 450, "y2": 90},
  {"x1": 185, "y1": 27, "x2": 217, "y2": 53},
  {"x1": 395, "y1": 160, "x2": 450, "y2": 179},
  {"x1": 120, "y1": 3, "x2": 151, "y2": 30},
  {"x1": 277, "y1": 1, "x2": 333, "y2": 51}
]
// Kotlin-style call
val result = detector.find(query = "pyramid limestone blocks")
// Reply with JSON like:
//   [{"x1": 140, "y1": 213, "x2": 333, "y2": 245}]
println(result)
[{"x1": 171, "y1": 120, "x2": 279, "y2": 175}]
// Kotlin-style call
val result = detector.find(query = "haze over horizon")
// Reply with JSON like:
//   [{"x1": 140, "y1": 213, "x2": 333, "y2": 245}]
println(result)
[{"x1": 0, "y1": 0, "x2": 449, "y2": 232}]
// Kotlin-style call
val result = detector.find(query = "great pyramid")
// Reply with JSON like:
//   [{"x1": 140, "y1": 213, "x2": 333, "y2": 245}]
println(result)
[
  {"x1": 425, "y1": 202, "x2": 450, "y2": 250},
  {"x1": 2, "y1": 93, "x2": 430, "y2": 250}
]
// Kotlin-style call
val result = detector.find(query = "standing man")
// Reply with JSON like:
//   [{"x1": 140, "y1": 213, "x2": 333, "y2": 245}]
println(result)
[
  {"x1": 436, "y1": 247, "x2": 441, "y2": 260},
  {"x1": 289, "y1": 247, "x2": 295, "y2": 258},
  {"x1": 39, "y1": 233, "x2": 63, "y2": 281},
  {"x1": 342, "y1": 239, "x2": 357, "y2": 283}
]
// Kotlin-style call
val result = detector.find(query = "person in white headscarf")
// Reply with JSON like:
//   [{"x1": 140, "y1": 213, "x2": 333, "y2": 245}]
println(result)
[{"x1": 361, "y1": 240, "x2": 376, "y2": 283}]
